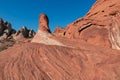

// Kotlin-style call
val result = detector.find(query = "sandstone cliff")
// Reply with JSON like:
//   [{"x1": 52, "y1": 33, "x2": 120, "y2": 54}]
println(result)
[{"x1": 54, "y1": 0, "x2": 120, "y2": 50}]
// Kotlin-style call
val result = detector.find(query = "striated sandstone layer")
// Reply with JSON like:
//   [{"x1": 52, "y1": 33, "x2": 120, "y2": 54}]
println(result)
[{"x1": 0, "y1": 41, "x2": 120, "y2": 80}]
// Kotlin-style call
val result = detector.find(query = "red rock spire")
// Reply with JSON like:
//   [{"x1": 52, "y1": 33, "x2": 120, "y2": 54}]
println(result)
[{"x1": 39, "y1": 14, "x2": 51, "y2": 33}]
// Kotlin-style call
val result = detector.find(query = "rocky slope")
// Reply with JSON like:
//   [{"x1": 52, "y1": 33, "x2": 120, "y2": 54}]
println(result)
[
  {"x1": 0, "y1": 42, "x2": 120, "y2": 80},
  {"x1": 0, "y1": 0, "x2": 120, "y2": 80}
]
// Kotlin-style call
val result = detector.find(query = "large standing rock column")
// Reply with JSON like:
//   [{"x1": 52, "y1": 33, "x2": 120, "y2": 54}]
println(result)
[
  {"x1": 39, "y1": 14, "x2": 51, "y2": 33},
  {"x1": 32, "y1": 14, "x2": 64, "y2": 46}
]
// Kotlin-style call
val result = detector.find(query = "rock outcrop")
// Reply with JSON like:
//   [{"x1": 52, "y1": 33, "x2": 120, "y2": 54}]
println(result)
[
  {"x1": 0, "y1": 18, "x2": 15, "y2": 40},
  {"x1": 0, "y1": 18, "x2": 36, "y2": 40},
  {"x1": 13, "y1": 26, "x2": 36, "y2": 40},
  {"x1": 0, "y1": 0, "x2": 120, "y2": 80},
  {"x1": 32, "y1": 14, "x2": 64, "y2": 46},
  {"x1": 0, "y1": 18, "x2": 35, "y2": 51},
  {"x1": 54, "y1": 0, "x2": 120, "y2": 50},
  {"x1": 54, "y1": 27, "x2": 66, "y2": 37},
  {"x1": 39, "y1": 14, "x2": 51, "y2": 33}
]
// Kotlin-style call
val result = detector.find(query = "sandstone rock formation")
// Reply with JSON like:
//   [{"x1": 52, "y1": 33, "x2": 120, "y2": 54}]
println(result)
[
  {"x1": 0, "y1": 18, "x2": 4, "y2": 36},
  {"x1": 0, "y1": 18, "x2": 35, "y2": 51},
  {"x1": 0, "y1": 40, "x2": 120, "y2": 80},
  {"x1": 39, "y1": 14, "x2": 51, "y2": 33},
  {"x1": 0, "y1": 18, "x2": 16, "y2": 42},
  {"x1": 32, "y1": 14, "x2": 64, "y2": 46},
  {"x1": 54, "y1": 27, "x2": 66, "y2": 37},
  {"x1": 29, "y1": 29, "x2": 36, "y2": 38},
  {"x1": 54, "y1": 0, "x2": 120, "y2": 50},
  {"x1": 13, "y1": 26, "x2": 36, "y2": 40},
  {"x1": 0, "y1": 18, "x2": 35, "y2": 41},
  {"x1": 0, "y1": 0, "x2": 120, "y2": 80}
]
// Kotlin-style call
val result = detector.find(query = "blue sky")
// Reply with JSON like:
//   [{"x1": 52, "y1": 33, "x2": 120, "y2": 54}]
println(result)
[{"x1": 0, "y1": 0, "x2": 96, "y2": 32}]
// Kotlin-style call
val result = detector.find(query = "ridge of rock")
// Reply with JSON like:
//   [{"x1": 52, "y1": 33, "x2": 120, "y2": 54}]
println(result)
[
  {"x1": 0, "y1": 18, "x2": 36, "y2": 40},
  {"x1": 13, "y1": 26, "x2": 36, "y2": 40},
  {"x1": 0, "y1": 18, "x2": 36, "y2": 51}
]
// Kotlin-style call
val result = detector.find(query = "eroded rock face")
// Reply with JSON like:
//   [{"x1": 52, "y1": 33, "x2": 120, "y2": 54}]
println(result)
[
  {"x1": 54, "y1": 27, "x2": 66, "y2": 37},
  {"x1": 0, "y1": 19, "x2": 15, "y2": 39},
  {"x1": 13, "y1": 26, "x2": 36, "y2": 40},
  {"x1": 33, "y1": 0, "x2": 120, "y2": 50},
  {"x1": 15, "y1": 26, "x2": 35, "y2": 39},
  {"x1": 0, "y1": 18, "x2": 4, "y2": 34},
  {"x1": 0, "y1": 18, "x2": 36, "y2": 41},
  {"x1": 109, "y1": 17, "x2": 120, "y2": 50},
  {"x1": 28, "y1": 29, "x2": 36, "y2": 38},
  {"x1": 55, "y1": 0, "x2": 120, "y2": 50},
  {"x1": 0, "y1": 18, "x2": 36, "y2": 51}
]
